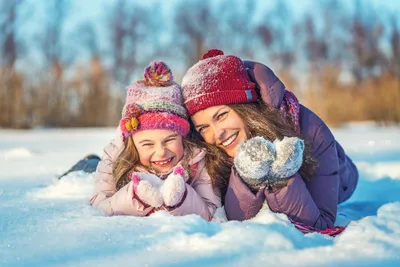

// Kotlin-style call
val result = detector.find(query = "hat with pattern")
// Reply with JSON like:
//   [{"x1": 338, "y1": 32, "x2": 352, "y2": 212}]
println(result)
[{"x1": 120, "y1": 61, "x2": 190, "y2": 139}]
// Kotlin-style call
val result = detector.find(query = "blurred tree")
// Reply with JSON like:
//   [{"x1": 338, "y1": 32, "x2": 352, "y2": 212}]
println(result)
[
  {"x1": 217, "y1": 0, "x2": 258, "y2": 59},
  {"x1": 173, "y1": 0, "x2": 218, "y2": 68},
  {"x1": 0, "y1": 0, "x2": 25, "y2": 127},
  {"x1": 75, "y1": 56, "x2": 111, "y2": 127},
  {"x1": 390, "y1": 17, "x2": 400, "y2": 77},
  {"x1": 254, "y1": 0, "x2": 298, "y2": 95},
  {"x1": 108, "y1": 0, "x2": 151, "y2": 85},
  {"x1": 71, "y1": 22, "x2": 112, "y2": 127},
  {"x1": 350, "y1": 0, "x2": 386, "y2": 81},
  {"x1": 301, "y1": 0, "x2": 354, "y2": 124},
  {"x1": 40, "y1": 0, "x2": 71, "y2": 126},
  {"x1": 0, "y1": 0, "x2": 399, "y2": 128}
]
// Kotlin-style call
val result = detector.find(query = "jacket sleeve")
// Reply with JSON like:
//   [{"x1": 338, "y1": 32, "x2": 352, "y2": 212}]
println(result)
[
  {"x1": 89, "y1": 136, "x2": 153, "y2": 216},
  {"x1": 264, "y1": 123, "x2": 340, "y2": 230},
  {"x1": 167, "y1": 162, "x2": 222, "y2": 221},
  {"x1": 224, "y1": 168, "x2": 266, "y2": 221}
]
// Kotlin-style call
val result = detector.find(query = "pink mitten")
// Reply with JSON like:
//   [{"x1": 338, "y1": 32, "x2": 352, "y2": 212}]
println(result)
[
  {"x1": 131, "y1": 173, "x2": 163, "y2": 208},
  {"x1": 160, "y1": 166, "x2": 187, "y2": 207}
]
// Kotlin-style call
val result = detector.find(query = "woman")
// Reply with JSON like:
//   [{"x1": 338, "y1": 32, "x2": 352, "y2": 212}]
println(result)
[{"x1": 181, "y1": 49, "x2": 358, "y2": 230}]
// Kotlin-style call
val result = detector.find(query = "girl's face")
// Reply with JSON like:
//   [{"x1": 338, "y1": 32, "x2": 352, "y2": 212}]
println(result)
[
  {"x1": 132, "y1": 129, "x2": 184, "y2": 173},
  {"x1": 191, "y1": 105, "x2": 248, "y2": 158}
]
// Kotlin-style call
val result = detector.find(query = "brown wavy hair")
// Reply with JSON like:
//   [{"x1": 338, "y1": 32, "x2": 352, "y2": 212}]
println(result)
[
  {"x1": 186, "y1": 130, "x2": 232, "y2": 199},
  {"x1": 189, "y1": 101, "x2": 318, "y2": 198}
]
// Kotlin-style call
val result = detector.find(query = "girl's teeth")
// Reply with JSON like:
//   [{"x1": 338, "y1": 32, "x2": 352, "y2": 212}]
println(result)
[{"x1": 153, "y1": 158, "x2": 172, "y2": 165}]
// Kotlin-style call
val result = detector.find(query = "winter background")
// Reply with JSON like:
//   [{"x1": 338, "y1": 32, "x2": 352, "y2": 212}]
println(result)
[
  {"x1": 1, "y1": 123, "x2": 400, "y2": 267},
  {"x1": 2, "y1": 0, "x2": 400, "y2": 266}
]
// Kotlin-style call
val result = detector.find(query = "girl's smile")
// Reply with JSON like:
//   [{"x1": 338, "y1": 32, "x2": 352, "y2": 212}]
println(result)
[{"x1": 132, "y1": 129, "x2": 184, "y2": 173}]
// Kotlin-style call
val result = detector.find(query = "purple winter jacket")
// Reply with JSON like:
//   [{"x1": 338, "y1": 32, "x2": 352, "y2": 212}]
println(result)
[{"x1": 224, "y1": 62, "x2": 359, "y2": 230}]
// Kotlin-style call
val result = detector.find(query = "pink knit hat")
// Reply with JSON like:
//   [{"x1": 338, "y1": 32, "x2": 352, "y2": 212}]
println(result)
[
  {"x1": 181, "y1": 49, "x2": 258, "y2": 116},
  {"x1": 120, "y1": 61, "x2": 190, "y2": 139}
]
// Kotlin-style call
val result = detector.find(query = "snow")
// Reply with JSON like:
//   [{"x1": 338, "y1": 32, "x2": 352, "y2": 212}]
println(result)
[{"x1": 1, "y1": 125, "x2": 400, "y2": 266}]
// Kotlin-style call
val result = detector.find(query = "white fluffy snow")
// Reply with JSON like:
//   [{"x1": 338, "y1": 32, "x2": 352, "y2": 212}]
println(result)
[{"x1": 1, "y1": 125, "x2": 400, "y2": 266}]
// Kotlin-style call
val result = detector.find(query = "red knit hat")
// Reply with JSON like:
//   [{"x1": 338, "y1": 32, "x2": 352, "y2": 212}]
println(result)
[{"x1": 181, "y1": 49, "x2": 258, "y2": 116}]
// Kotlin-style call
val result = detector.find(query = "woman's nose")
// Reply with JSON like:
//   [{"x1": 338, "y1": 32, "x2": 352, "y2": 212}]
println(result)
[{"x1": 212, "y1": 124, "x2": 226, "y2": 142}]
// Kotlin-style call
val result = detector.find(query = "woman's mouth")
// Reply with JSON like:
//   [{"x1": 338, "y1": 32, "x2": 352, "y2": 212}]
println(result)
[{"x1": 221, "y1": 132, "x2": 239, "y2": 148}]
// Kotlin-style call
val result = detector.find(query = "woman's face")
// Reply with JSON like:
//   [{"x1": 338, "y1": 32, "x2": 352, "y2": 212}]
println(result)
[
  {"x1": 191, "y1": 105, "x2": 248, "y2": 157},
  {"x1": 132, "y1": 129, "x2": 184, "y2": 173}
]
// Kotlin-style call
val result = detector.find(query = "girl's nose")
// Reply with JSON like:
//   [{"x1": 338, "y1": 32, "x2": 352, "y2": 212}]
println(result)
[{"x1": 155, "y1": 145, "x2": 167, "y2": 157}]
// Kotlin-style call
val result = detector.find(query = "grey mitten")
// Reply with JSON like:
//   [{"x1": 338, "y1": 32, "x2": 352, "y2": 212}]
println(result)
[
  {"x1": 234, "y1": 136, "x2": 277, "y2": 191},
  {"x1": 234, "y1": 136, "x2": 304, "y2": 191},
  {"x1": 270, "y1": 137, "x2": 304, "y2": 179}
]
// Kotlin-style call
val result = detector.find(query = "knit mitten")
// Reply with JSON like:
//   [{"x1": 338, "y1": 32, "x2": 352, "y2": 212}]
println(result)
[
  {"x1": 160, "y1": 165, "x2": 187, "y2": 208},
  {"x1": 270, "y1": 137, "x2": 304, "y2": 180},
  {"x1": 234, "y1": 136, "x2": 277, "y2": 191},
  {"x1": 131, "y1": 172, "x2": 164, "y2": 208}
]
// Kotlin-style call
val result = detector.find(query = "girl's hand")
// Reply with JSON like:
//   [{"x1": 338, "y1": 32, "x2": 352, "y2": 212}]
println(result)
[
  {"x1": 131, "y1": 173, "x2": 164, "y2": 208},
  {"x1": 160, "y1": 165, "x2": 187, "y2": 208}
]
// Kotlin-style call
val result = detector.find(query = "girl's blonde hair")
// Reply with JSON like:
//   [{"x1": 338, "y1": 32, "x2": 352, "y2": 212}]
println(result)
[{"x1": 112, "y1": 135, "x2": 196, "y2": 191}]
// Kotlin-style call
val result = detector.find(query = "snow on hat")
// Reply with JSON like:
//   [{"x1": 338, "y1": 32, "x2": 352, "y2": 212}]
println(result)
[
  {"x1": 181, "y1": 49, "x2": 258, "y2": 116},
  {"x1": 120, "y1": 61, "x2": 190, "y2": 140}
]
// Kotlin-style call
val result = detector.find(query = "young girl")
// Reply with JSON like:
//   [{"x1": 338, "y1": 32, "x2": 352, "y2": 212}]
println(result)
[
  {"x1": 181, "y1": 49, "x2": 358, "y2": 233},
  {"x1": 89, "y1": 61, "x2": 221, "y2": 221}
]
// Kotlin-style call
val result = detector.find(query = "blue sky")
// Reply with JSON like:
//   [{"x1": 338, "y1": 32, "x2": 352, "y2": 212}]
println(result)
[{"x1": 62, "y1": 0, "x2": 400, "y2": 28}]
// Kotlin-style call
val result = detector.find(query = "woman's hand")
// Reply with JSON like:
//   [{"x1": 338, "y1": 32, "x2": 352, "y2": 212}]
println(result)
[
  {"x1": 271, "y1": 137, "x2": 304, "y2": 179},
  {"x1": 234, "y1": 136, "x2": 304, "y2": 191},
  {"x1": 234, "y1": 136, "x2": 276, "y2": 191}
]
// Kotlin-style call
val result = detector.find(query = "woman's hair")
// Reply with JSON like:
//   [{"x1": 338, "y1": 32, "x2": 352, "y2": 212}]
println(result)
[
  {"x1": 231, "y1": 101, "x2": 318, "y2": 180},
  {"x1": 189, "y1": 101, "x2": 318, "y2": 198},
  {"x1": 188, "y1": 127, "x2": 232, "y2": 199},
  {"x1": 113, "y1": 135, "x2": 196, "y2": 191}
]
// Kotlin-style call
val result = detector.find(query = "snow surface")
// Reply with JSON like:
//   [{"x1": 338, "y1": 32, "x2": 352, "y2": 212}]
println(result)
[{"x1": 1, "y1": 125, "x2": 400, "y2": 266}]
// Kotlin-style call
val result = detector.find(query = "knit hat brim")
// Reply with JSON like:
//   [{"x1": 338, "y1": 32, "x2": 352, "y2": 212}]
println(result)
[
  {"x1": 185, "y1": 88, "x2": 258, "y2": 116},
  {"x1": 124, "y1": 112, "x2": 190, "y2": 138},
  {"x1": 181, "y1": 50, "x2": 258, "y2": 117}
]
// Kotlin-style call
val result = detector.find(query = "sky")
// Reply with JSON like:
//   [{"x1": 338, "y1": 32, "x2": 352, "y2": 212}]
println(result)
[
  {"x1": 22, "y1": 0, "x2": 400, "y2": 57},
  {"x1": 11, "y1": 0, "x2": 400, "y2": 79}
]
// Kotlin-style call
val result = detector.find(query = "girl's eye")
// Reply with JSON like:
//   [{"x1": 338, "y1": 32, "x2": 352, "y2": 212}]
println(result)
[
  {"x1": 165, "y1": 138, "x2": 176, "y2": 143},
  {"x1": 217, "y1": 111, "x2": 228, "y2": 121},
  {"x1": 142, "y1": 143, "x2": 153, "y2": 147}
]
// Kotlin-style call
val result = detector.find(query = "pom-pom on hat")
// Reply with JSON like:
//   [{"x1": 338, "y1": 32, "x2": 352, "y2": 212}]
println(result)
[
  {"x1": 120, "y1": 61, "x2": 190, "y2": 140},
  {"x1": 181, "y1": 49, "x2": 258, "y2": 116}
]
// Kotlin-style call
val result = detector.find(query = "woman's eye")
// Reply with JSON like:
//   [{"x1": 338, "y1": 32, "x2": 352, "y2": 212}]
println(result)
[
  {"x1": 217, "y1": 111, "x2": 228, "y2": 121},
  {"x1": 197, "y1": 126, "x2": 207, "y2": 134},
  {"x1": 165, "y1": 138, "x2": 176, "y2": 143}
]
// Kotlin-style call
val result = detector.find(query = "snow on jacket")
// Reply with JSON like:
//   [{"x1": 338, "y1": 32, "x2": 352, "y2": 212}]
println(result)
[
  {"x1": 89, "y1": 128, "x2": 221, "y2": 221},
  {"x1": 224, "y1": 62, "x2": 359, "y2": 230}
]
